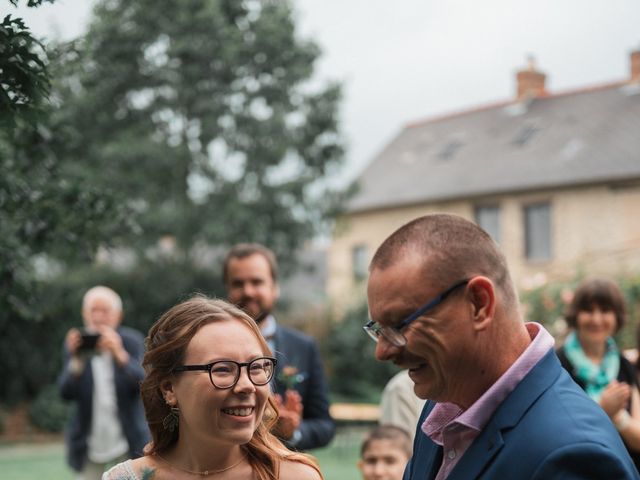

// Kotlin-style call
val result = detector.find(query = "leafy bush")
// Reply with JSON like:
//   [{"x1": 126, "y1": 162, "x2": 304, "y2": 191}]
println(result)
[
  {"x1": 325, "y1": 301, "x2": 399, "y2": 403},
  {"x1": 29, "y1": 384, "x2": 69, "y2": 433}
]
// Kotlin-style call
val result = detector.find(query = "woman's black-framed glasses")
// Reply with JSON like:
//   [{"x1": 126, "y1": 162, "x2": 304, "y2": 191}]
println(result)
[
  {"x1": 363, "y1": 279, "x2": 469, "y2": 348},
  {"x1": 173, "y1": 356, "x2": 277, "y2": 389}
]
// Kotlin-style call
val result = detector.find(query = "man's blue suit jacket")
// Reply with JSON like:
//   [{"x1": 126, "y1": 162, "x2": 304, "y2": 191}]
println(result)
[
  {"x1": 404, "y1": 349, "x2": 640, "y2": 479},
  {"x1": 272, "y1": 325, "x2": 335, "y2": 450},
  {"x1": 58, "y1": 326, "x2": 150, "y2": 472}
]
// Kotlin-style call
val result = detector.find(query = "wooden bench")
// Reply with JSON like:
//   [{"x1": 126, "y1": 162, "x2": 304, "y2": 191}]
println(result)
[
  {"x1": 327, "y1": 403, "x2": 380, "y2": 453},
  {"x1": 330, "y1": 403, "x2": 380, "y2": 423}
]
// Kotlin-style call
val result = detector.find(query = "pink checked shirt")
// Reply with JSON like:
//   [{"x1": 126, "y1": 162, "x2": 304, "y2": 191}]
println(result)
[{"x1": 422, "y1": 322, "x2": 554, "y2": 480}]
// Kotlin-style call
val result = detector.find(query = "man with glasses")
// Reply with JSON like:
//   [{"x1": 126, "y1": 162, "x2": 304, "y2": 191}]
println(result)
[
  {"x1": 223, "y1": 243, "x2": 335, "y2": 450},
  {"x1": 365, "y1": 214, "x2": 639, "y2": 479}
]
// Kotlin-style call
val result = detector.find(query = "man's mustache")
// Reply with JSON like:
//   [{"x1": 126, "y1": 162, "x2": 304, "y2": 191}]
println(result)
[{"x1": 394, "y1": 352, "x2": 424, "y2": 368}]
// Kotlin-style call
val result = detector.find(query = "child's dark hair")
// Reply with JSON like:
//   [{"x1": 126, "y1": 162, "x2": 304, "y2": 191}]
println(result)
[{"x1": 361, "y1": 425, "x2": 412, "y2": 458}]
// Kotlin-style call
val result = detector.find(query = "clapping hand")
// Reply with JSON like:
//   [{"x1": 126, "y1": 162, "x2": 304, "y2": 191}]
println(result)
[
  {"x1": 600, "y1": 380, "x2": 631, "y2": 418},
  {"x1": 273, "y1": 389, "x2": 303, "y2": 440},
  {"x1": 65, "y1": 328, "x2": 83, "y2": 355},
  {"x1": 96, "y1": 325, "x2": 130, "y2": 366}
]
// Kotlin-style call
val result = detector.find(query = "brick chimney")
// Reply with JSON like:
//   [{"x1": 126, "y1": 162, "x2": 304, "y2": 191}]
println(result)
[
  {"x1": 516, "y1": 56, "x2": 547, "y2": 99},
  {"x1": 631, "y1": 50, "x2": 640, "y2": 83}
]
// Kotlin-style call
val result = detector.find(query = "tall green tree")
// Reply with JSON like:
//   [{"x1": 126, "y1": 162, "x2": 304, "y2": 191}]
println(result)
[
  {"x1": 1, "y1": 0, "x2": 346, "y2": 406},
  {"x1": 1, "y1": 0, "x2": 132, "y2": 403},
  {"x1": 1, "y1": 0, "x2": 53, "y2": 122},
  {"x1": 53, "y1": 0, "x2": 345, "y2": 263}
]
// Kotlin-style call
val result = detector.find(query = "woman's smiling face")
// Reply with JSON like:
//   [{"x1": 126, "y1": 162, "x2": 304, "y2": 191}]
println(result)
[
  {"x1": 576, "y1": 304, "x2": 617, "y2": 350},
  {"x1": 164, "y1": 318, "x2": 271, "y2": 447}
]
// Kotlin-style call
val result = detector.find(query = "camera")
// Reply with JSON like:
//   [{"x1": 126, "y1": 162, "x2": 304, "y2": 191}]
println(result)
[{"x1": 78, "y1": 331, "x2": 101, "y2": 351}]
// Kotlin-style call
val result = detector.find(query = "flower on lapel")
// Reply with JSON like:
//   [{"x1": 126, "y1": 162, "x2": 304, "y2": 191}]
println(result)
[{"x1": 278, "y1": 365, "x2": 305, "y2": 390}]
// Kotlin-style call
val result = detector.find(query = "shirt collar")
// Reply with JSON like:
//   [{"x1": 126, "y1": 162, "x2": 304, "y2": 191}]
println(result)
[
  {"x1": 260, "y1": 314, "x2": 277, "y2": 340},
  {"x1": 423, "y1": 322, "x2": 554, "y2": 439}
]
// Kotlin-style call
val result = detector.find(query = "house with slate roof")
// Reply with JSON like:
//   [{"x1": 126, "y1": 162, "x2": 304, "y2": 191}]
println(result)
[{"x1": 328, "y1": 49, "x2": 640, "y2": 314}]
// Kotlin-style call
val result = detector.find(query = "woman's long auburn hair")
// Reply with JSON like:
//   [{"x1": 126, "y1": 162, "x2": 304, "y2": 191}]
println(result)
[{"x1": 140, "y1": 296, "x2": 322, "y2": 480}]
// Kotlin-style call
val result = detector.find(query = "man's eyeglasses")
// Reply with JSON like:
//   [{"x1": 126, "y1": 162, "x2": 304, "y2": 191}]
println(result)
[
  {"x1": 173, "y1": 356, "x2": 277, "y2": 389},
  {"x1": 363, "y1": 279, "x2": 469, "y2": 347}
]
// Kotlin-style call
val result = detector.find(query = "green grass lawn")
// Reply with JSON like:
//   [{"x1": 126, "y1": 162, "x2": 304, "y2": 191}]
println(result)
[
  {"x1": 0, "y1": 443, "x2": 70, "y2": 480},
  {"x1": 311, "y1": 438, "x2": 361, "y2": 480},
  {"x1": 0, "y1": 428, "x2": 365, "y2": 480}
]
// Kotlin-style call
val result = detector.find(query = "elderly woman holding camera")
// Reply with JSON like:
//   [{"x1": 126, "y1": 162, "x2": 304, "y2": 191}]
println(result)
[
  {"x1": 557, "y1": 277, "x2": 640, "y2": 471},
  {"x1": 103, "y1": 296, "x2": 322, "y2": 480}
]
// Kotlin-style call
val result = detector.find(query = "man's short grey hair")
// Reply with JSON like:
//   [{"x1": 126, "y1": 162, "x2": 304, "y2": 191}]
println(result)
[
  {"x1": 82, "y1": 285, "x2": 123, "y2": 312},
  {"x1": 370, "y1": 213, "x2": 518, "y2": 308}
]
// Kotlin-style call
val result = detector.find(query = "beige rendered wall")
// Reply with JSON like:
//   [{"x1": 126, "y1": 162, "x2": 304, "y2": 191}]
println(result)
[
  {"x1": 509, "y1": 184, "x2": 640, "y2": 286},
  {"x1": 327, "y1": 183, "x2": 640, "y2": 317}
]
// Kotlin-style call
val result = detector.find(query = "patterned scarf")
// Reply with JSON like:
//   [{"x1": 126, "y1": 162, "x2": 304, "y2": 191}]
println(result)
[{"x1": 563, "y1": 331, "x2": 620, "y2": 402}]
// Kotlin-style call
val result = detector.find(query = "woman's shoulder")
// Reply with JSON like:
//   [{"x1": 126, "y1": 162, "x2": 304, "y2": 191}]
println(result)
[
  {"x1": 279, "y1": 458, "x2": 323, "y2": 480},
  {"x1": 103, "y1": 459, "x2": 138, "y2": 480},
  {"x1": 102, "y1": 457, "x2": 160, "y2": 480}
]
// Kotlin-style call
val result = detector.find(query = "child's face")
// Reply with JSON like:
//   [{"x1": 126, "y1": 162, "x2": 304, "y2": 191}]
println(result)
[{"x1": 358, "y1": 439, "x2": 409, "y2": 480}]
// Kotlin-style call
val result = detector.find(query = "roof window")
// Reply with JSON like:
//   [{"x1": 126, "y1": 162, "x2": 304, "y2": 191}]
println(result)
[
  {"x1": 438, "y1": 139, "x2": 464, "y2": 160},
  {"x1": 513, "y1": 123, "x2": 540, "y2": 147}
]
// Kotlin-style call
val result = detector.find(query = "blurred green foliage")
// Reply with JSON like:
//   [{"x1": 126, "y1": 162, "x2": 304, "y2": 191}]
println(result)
[
  {"x1": 28, "y1": 384, "x2": 69, "y2": 433},
  {"x1": 1, "y1": 0, "x2": 132, "y2": 405},
  {"x1": 48, "y1": 0, "x2": 346, "y2": 261},
  {"x1": 1, "y1": 0, "x2": 347, "y2": 409},
  {"x1": 325, "y1": 301, "x2": 399, "y2": 403},
  {"x1": 0, "y1": 13, "x2": 48, "y2": 126}
]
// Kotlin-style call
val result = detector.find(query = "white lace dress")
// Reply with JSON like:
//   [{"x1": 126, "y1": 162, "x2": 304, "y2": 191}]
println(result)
[{"x1": 102, "y1": 459, "x2": 142, "y2": 480}]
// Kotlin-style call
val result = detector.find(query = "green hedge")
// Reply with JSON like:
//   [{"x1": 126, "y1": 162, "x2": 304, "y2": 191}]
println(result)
[
  {"x1": 324, "y1": 301, "x2": 399, "y2": 403},
  {"x1": 28, "y1": 384, "x2": 69, "y2": 433}
]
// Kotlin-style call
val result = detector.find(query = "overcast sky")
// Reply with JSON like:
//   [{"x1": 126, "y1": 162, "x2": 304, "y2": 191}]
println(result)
[{"x1": 11, "y1": 0, "x2": 640, "y2": 182}]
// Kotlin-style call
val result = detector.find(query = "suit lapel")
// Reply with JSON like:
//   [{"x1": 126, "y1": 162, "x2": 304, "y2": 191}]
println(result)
[
  {"x1": 448, "y1": 427, "x2": 505, "y2": 480},
  {"x1": 406, "y1": 401, "x2": 444, "y2": 480},
  {"x1": 448, "y1": 350, "x2": 561, "y2": 479},
  {"x1": 405, "y1": 444, "x2": 444, "y2": 480},
  {"x1": 273, "y1": 327, "x2": 288, "y2": 396}
]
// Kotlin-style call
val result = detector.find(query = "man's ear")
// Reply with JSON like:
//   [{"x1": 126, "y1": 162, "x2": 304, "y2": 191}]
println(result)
[
  {"x1": 160, "y1": 379, "x2": 177, "y2": 406},
  {"x1": 467, "y1": 276, "x2": 496, "y2": 332}
]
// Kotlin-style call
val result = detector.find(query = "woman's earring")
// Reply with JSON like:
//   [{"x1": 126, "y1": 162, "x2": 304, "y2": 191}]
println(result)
[{"x1": 162, "y1": 406, "x2": 180, "y2": 432}]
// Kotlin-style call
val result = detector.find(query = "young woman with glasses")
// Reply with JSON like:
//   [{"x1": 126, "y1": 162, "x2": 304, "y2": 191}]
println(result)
[{"x1": 103, "y1": 297, "x2": 322, "y2": 480}]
